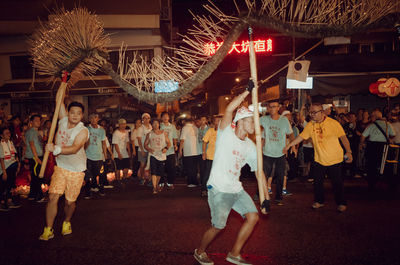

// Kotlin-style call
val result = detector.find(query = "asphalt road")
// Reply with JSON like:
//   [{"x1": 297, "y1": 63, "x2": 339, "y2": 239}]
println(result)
[{"x1": 1, "y1": 177, "x2": 399, "y2": 265}]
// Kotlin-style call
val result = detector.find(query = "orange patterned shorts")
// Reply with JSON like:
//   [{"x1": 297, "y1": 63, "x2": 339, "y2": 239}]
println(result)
[{"x1": 49, "y1": 166, "x2": 84, "y2": 202}]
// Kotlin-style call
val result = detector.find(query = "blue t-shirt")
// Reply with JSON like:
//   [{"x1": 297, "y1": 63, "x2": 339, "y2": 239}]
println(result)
[
  {"x1": 362, "y1": 120, "x2": 395, "y2": 143},
  {"x1": 197, "y1": 126, "x2": 209, "y2": 155},
  {"x1": 260, "y1": 115, "x2": 293, "y2": 158},
  {"x1": 160, "y1": 122, "x2": 178, "y2": 156},
  {"x1": 25, "y1": 128, "x2": 43, "y2": 159},
  {"x1": 86, "y1": 125, "x2": 106, "y2": 161}
]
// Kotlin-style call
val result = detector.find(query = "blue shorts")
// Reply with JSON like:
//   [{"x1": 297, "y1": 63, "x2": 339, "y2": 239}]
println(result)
[{"x1": 207, "y1": 185, "x2": 258, "y2": 229}]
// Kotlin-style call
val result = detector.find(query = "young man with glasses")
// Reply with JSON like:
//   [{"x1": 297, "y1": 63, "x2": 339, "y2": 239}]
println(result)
[{"x1": 284, "y1": 103, "x2": 352, "y2": 212}]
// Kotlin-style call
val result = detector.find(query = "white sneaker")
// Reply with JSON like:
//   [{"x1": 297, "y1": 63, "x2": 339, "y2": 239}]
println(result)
[
  {"x1": 226, "y1": 252, "x2": 252, "y2": 265},
  {"x1": 104, "y1": 185, "x2": 114, "y2": 189},
  {"x1": 194, "y1": 249, "x2": 214, "y2": 265},
  {"x1": 187, "y1": 184, "x2": 197, "y2": 188}
]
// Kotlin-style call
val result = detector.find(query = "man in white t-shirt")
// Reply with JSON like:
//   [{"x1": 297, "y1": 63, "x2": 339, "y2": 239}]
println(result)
[
  {"x1": 40, "y1": 94, "x2": 89, "y2": 241},
  {"x1": 112, "y1": 118, "x2": 131, "y2": 186},
  {"x1": 136, "y1": 113, "x2": 152, "y2": 184},
  {"x1": 130, "y1": 118, "x2": 142, "y2": 177},
  {"x1": 194, "y1": 88, "x2": 269, "y2": 265},
  {"x1": 179, "y1": 118, "x2": 199, "y2": 187}
]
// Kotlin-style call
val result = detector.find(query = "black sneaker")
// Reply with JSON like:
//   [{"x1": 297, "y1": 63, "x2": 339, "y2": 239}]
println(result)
[{"x1": 8, "y1": 201, "x2": 21, "y2": 209}]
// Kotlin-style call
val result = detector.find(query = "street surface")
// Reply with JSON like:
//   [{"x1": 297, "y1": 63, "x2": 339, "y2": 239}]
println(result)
[{"x1": 1, "y1": 178, "x2": 399, "y2": 265}]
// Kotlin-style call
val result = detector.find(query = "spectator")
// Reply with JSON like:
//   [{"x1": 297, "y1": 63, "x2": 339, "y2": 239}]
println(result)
[
  {"x1": 284, "y1": 103, "x2": 352, "y2": 212},
  {"x1": 260, "y1": 101, "x2": 295, "y2": 205},
  {"x1": 136, "y1": 113, "x2": 152, "y2": 185},
  {"x1": 0, "y1": 127, "x2": 21, "y2": 211},
  {"x1": 25, "y1": 114, "x2": 45, "y2": 202},
  {"x1": 197, "y1": 115, "x2": 209, "y2": 191},
  {"x1": 144, "y1": 119, "x2": 171, "y2": 194},
  {"x1": 179, "y1": 117, "x2": 199, "y2": 187},
  {"x1": 343, "y1": 112, "x2": 358, "y2": 177},
  {"x1": 130, "y1": 118, "x2": 141, "y2": 177},
  {"x1": 360, "y1": 110, "x2": 395, "y2": 191},
  {"x1": 160, "y1": 112, "x2": 178, "y2": 189},
  {"x1": 201, "y1": 115, "x2": 221, "y2": 197},
  {"x1": 84, "y1": 113, "x2": 107, "y2": 198},
  {"x1": 112, "y1": 118, "x2": 131, "y2": 187}
]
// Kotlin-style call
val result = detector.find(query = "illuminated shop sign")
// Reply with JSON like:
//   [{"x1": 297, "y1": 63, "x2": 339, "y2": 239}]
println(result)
[{"x1": 204, "y1": 39, "x2": 273, "y2": 56}]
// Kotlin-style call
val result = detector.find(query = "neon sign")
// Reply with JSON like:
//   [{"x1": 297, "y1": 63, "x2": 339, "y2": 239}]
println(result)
[{"x1": 204, "y1": 39, "x2": 273, "y2": 56}]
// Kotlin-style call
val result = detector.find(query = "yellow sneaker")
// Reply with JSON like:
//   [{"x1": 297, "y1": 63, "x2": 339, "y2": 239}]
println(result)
[
  {"x1": 61, "y1": 221, "x2": 72, "y2": 236},
  {"x1": 39, "y1": 227, "x2": 54, "y2": 241}
]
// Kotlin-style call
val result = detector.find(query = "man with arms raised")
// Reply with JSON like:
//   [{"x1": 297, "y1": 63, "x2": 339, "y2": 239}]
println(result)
[
  {"x1": 194, "y1": 88, "x2": 268, "y2": 265},
  {"x1": 39, "y1": 92, "x2": 89, "y2": 240}
]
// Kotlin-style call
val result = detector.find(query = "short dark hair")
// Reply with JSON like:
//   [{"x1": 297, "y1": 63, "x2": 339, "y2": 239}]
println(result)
[
  {"x1": 152, "y1": 118, "x2": 161, "y2": 125},
  {"x1": 30, "y1": 114, "x2": 41, "y2": 121},
  {"x1": 0, "y1": 127, "x2": 10, "y2": 135},
  {"x1": 161, "y1": 112, "x2": 169, "y2": 117},
  {"x1": 267, "y1": 99, "x2": 280, "y2": 105},
  {"x1": 68, "y1": 101, "x2": 84, "y2": 113}
]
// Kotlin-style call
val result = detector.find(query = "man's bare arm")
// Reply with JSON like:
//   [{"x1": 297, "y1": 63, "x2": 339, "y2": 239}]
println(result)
[{"x1": 220, "y1": 91, "x2": 250, "y2": 130}]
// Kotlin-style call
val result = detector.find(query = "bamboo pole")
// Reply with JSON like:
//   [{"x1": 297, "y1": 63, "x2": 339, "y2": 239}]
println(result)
[
  {"x1": 39, "y1": 71, "x2": 68, "y2": 178},
  {"x1": 248, "y1": 26, "x2": 268, "y2": 214}
]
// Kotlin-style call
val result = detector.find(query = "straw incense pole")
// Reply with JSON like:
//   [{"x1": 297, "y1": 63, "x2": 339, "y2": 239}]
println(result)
[
  {"x1": 247, "y1": 26, "x2": 269, "y2": 214},
  {"x1": 38, "y1": 71, "x2": 68, "y2": 178}
]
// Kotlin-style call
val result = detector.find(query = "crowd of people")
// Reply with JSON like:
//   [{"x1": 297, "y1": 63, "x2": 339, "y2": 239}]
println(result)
[
  {"x1": 1, "y1": 94, "x2": 400, "y2": 263},
  {"x1": 1, "y1": 99, "x2": 399, "y2": 223}
]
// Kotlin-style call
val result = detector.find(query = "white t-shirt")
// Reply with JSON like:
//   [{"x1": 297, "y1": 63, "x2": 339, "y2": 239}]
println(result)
[
  {"x1": 55, "y1": 117, "x2": 89, "y2": 172},
  {"x1": 207, "y1": 125, "x2": 257, "y2": 193},
  {"x1": 0, "y1": 139, "x2": 17, "y2": 175},
  {"x1": 148, "y1": 131, "x2": 167, "y2": 161},
  {"x1": 180, "y1": 123, "x2": 198, "y2": 157},
  {"x1": 130, "y1": 128, "x2": 140, "y2": 147},
  {"x1": 112, "y1": 129, "x2": 130, "y2": 158},
  {"x1": 137, "y1": 124, "x2": 152, "y2": 150}
]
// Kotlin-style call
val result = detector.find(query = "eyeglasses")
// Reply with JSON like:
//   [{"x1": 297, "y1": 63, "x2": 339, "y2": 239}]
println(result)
[{"x1": 310, "y1": 110, "x2": 323, "y2": 115}]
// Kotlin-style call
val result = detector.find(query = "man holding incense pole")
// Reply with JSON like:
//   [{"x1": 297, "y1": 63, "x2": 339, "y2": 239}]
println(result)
[
  {"x1": 194, "y1": 86, "x2": 269, "y2": 265},
  {"x1": 39, "y1": 88, "x2": 89, "y2": 241}
]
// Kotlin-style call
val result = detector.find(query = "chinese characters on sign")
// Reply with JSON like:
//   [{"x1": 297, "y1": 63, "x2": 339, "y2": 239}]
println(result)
[{"x1": 204, "y1": 39, "x2": 273, "y2": 56}]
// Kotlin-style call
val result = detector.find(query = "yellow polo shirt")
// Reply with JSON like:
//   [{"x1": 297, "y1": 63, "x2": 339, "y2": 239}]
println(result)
[
  {"x1": 203, "y1": 128, "x2": 218, "y2": 160},
  {"x1": 300, "y1": 117, "x2": 345, "y2": 166}
]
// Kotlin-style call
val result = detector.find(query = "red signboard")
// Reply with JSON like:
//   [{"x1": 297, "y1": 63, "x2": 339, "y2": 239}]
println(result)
[{"x1": 204, "y1": 39, "x2": 273, "y2": 56}]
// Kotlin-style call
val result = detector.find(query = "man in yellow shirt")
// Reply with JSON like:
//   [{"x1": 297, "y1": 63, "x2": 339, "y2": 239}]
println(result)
[
  {"x1": 284, "y1": 103, "x2": 352, "y2": 212},
  {"x1": 201, "y1": 116, "x2": 221, "y2": 197}
]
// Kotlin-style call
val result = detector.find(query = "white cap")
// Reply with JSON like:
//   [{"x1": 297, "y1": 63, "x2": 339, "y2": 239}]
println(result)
[
  {"x1": 233, "y1": 106, "x2": 254, "y2": 123},
  {"x1": 142, "y1": 113, "x2": 150, "y2": 119},
  {"x1": 281, "y1": 110, "x2": 291, "y2": 116}
]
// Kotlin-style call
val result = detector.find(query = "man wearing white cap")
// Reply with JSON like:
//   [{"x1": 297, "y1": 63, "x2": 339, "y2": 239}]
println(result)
[
  {"x1": 260, "y1": 101, "x2": 295, "y2": 205},
  {"x1": 112, "y1": 118, "x2": 131, "y2": 186},
  {"x1": 194, "y1": 88, "x2": 265, "y2": 265}
]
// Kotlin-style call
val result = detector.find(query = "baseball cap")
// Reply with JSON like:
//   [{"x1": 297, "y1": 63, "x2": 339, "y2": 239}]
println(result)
[
  {"x1": 233, "y1": 106, "x2": 253, "y2": 123},
  {"x1": 118, "y1": 118, "x2": 127, "y2": 124}
]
